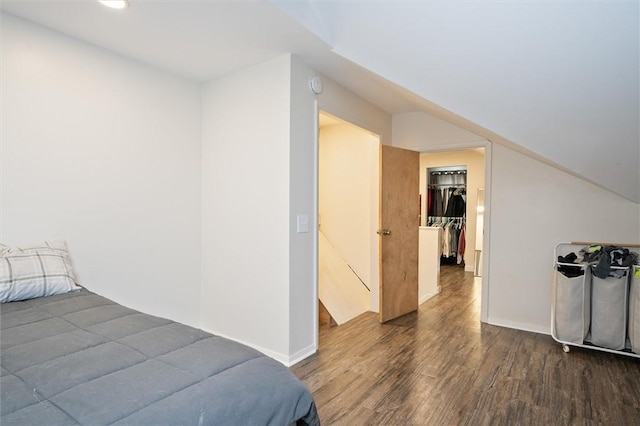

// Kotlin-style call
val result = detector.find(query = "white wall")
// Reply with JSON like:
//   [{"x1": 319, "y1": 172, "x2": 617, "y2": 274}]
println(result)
[
  {"x1": 288, "y1": 57, "x2": 319, "y2": 362},
  {"x1": 201, "y1": 55, "x2": 320, "y2": 365},
  {"x1": 319, "y1": 123, "x2": 379, "y2": 310},
  {"x1": 394, "y1": 111, "x2": 487, "y2": 152},
  {"x1": 418, "y1": 227, "x2": 441, "y2": 303},
  {"x1": 201, "y1": 55, "x2": 292, "y2": 359},
  {"x1": 317, "y1": 77, "x2": 392, "y2": 146},
  {"x1": 2, "y1": 14, "x2": 388, "y2": 364},
  {"x1": 420, "y1": 149, "x2": 485, "y2": 271},
  {"x1": 488, "y1": 144, "x2": 640, "y2": 333},
  {"x1": 0, "y1": 14, "x2": 202, "y2": 326},
  {"x1": 201, "y1": 57, "x2": 384, "y2": 364}
]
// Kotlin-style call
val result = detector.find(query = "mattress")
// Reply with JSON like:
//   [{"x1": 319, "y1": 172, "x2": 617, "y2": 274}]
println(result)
[{"x1": 0, "y1": 289, "x2": 319, "y2": 426}]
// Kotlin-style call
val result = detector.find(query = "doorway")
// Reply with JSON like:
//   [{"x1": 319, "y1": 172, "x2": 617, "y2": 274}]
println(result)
[
  {"x1": 317, "y1": 111, "x2": 380, "y2": 330},
  {"x1": 419, "y1": 148, "x2": 486, "y2": 303}
]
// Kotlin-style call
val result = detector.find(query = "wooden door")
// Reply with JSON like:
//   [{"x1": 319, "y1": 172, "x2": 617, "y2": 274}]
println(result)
[{"x1": 378, "y1": 144, "x2": 420, "y2": 323}]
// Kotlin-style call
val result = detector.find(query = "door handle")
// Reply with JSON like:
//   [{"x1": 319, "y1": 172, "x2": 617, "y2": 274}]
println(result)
[{"x1": 377, "y1": 229, "x2": 391, "y2": 236}]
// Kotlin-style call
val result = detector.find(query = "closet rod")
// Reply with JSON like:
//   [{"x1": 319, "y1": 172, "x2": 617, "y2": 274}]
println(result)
[
  {"x1": 427, "y1": 216, "x2": 466, "y2": 220},
  {"x1": 428, "y1": 184, "x2": 467, "y2": 187}
]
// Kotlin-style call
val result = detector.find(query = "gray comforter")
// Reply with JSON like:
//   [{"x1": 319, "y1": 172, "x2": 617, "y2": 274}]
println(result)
[{"x1": 0, "y1": 289, "x2": 319, "y2": 426}]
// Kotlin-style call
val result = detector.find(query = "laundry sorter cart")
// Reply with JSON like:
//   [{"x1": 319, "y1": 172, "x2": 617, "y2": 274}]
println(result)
[{"x1": 551, "y1": 242, "x2": 640, "y2": 358}]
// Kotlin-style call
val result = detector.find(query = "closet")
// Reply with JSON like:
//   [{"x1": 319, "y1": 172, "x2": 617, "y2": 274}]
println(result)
[
  {"x1": 426, "y1": 166, "x2": 467, "y2": 267},
  {"x1": 417, "y1": 149, "x2": 484, "y2": 306}
]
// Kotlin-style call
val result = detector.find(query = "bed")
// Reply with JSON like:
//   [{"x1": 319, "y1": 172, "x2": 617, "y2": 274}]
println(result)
[{"x1": 0, "y1": 242, "x2": 319, "y2": 425}]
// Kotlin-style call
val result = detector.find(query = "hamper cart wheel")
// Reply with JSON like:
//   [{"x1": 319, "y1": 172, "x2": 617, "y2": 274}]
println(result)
[{"x1": 562, "y1": 344, "x2": 570, "y2": 353}]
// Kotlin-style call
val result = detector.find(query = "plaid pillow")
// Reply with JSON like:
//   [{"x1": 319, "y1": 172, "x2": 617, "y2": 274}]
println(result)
[{"x1": 0, "y1": 240, "x2": 80, "y2": 303}]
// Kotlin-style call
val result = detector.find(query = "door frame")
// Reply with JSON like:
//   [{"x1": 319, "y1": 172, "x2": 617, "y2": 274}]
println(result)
[{"x1": 480, "y1": 142, "x2": 492, "y2": 323}]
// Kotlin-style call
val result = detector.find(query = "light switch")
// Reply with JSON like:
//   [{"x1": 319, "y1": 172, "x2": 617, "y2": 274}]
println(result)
[{"x1": 297, "y1": 215, "x2": 309, "y2": 233}]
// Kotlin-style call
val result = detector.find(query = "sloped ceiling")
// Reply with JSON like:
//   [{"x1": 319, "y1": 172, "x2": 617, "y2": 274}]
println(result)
[
  {"x1": 274, "y1": 1, "x2": 640, "y2": 203},
  {"x1": 2, "y1": 1, "x2": 638, "y2": 202}
]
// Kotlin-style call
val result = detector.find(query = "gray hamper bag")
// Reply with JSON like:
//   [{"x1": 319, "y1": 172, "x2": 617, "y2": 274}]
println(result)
[
  {"x1": 629, "y1": 266, "x2": 640, "y2": 353},
  {"x1": 590, "y1": 267, "x2": 628, "y2": 350},
  {"x1": 554, "y1": 267, "x2": 591, "y2": 344}
]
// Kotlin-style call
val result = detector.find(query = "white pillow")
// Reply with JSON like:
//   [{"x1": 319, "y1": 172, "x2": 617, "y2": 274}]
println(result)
[{"x1": 0, "y1": 240, "x2": 80, "y2": 303}]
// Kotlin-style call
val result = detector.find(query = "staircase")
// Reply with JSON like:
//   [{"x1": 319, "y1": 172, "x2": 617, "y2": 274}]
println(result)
[{"x1": 318, "y1": 231, "x2": 370, "y2": 325}]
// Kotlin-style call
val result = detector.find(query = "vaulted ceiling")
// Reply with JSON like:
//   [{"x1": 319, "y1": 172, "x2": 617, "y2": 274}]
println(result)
[{"x1": 2, "y1": 1, "x2": 638, "y2": 202}]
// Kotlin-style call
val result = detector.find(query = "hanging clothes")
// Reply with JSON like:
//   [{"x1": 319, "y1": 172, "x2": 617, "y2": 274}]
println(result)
[
  {"x1": 442, "y1": 188, "x2": 452, "y2": 216},
  {"x1": 445, "y1": 189, "x2": 466, "y2": 217},
  {"x1": 442, "y1": 221, "x2": 451, "y2": 257},
  {"x1": 448, "y1": 221, "x2": 458, "y2": 258},
  {"x1": 434, "y1": 189, "x2": 445, "y2": 217},
  {"x1": 457, "y1": 226, "x2": 466, "y2": 265},
  {"x1": 432, "y1": 217, "x2": 466, "y2": 264},
  {"x1": 427, "y1": 170, "x2": 467, "y2": 266}
]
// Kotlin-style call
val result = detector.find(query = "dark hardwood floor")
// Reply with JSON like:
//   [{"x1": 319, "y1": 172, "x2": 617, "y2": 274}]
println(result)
[{"x1": 292, "y1": 265, "x2": 640, "y2": 425}]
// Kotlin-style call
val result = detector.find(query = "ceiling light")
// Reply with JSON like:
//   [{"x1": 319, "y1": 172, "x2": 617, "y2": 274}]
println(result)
[{"x1": 99, "y1": 0, "x2": 129, "y2": 9}]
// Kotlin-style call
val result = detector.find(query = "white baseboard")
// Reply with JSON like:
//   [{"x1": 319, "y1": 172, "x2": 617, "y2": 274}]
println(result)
[
  {"x1": 200, "y1": 327, "x2": 317, "y2": 367},
  {"x1": 486, "y1": 317, "x2": 550, "y2": 335},
  {"x1": 419, "y1": 292, "x2": 438, "y2": 305},
  {"x1": 286, "y1": 344, "x2": 317, "y2": 367}
]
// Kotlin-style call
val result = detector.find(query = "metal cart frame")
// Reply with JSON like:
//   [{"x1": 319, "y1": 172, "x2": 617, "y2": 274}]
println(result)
[{"x1": 551, "y1": 241, "x2": 640, "y2": 358}]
